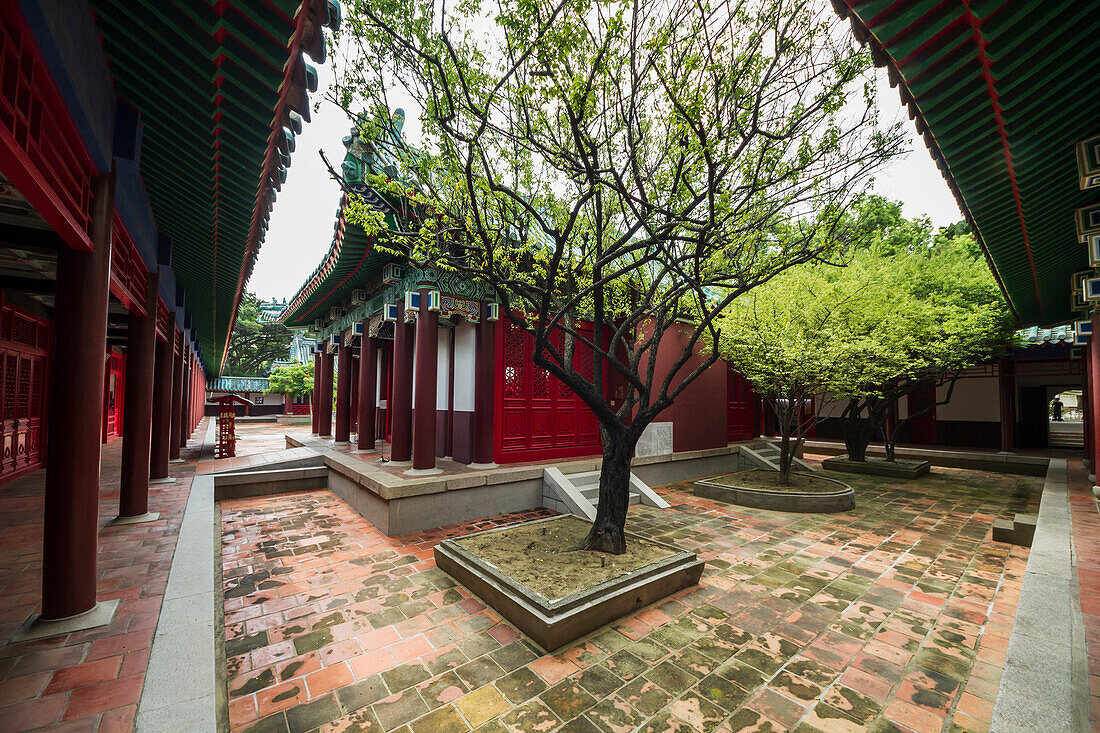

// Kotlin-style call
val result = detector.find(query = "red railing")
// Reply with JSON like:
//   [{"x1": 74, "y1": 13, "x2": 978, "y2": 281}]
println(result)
[{"x1": 0, "y1": 2, "x2": 96, "y2": 252}]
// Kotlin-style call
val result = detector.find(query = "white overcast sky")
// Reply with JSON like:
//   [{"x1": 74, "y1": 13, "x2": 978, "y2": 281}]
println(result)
[{"x1": 246, "y1": 54, "x2": 963, "y2": 303}]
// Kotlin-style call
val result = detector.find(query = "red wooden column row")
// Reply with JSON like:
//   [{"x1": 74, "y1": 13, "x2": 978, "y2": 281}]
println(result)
[
  {"x1": 311, "y1": 352, "x2": 320, "y2": 434},
  {"x1": 335, "y1": 340, "x2": 352, "y2": 444},
  {"x1": 40, "y1": 172, "x2": 115, "y2": 621},
  {"x1": 149, "y1": 311, "x2": 175, "y2": 483},
  {"x1": 1085, "y1": 345, "x2": 1093, "y2": 472},
  {"x1": 357, "y1": 330, "x2": 377, "y2": 451},
  {"x1": 118, "y1": 271, "x2": 159, "y2": 519},
  {"x1": 390, "y1": 304, "x2": 414, "y2": 463},
  {"x1": 169, "y1": 329, "x2": 184, "y2": 462},
  {"x1": 1090, "y1": 311, "x2": 1100, "y2": 482},
  {"x1": 350, "y1": 354, "x2": 359, "y2": 434},
  {"x1": 318, "y1": 349, "x2": 334, "y2": 438},
  {"x1": 472, "y1": 316, "x2": 496, "y2": 466}
]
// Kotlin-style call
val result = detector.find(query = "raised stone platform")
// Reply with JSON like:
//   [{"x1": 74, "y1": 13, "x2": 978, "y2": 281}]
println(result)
[
  {"x1": 694, "y1": 471, "x2": 854, "y2": 512},
  {"x1": 803, "y1": 439, "x2": 1051, "y2": 476},
  {"x1": 821, "y1": 454, "x2": 931, "y2": 479},
  {"x1": 286, "y1": 435, "x2": 759, "y2": 536},
  {"x1": 434, "y1": 515, "x2": 705, "y2": 651}
]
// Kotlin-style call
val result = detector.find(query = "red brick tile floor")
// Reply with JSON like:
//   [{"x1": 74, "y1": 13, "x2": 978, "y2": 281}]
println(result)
[
  {"x1": 1066, "y1": 459, "x2": 1100, "y2": 732},
  {"x1": 222, "y1": 458, "x2": 1041, "y2": 733},
  {"x1": 0, "y1": 418, "x2": 210, "y2": 732}
]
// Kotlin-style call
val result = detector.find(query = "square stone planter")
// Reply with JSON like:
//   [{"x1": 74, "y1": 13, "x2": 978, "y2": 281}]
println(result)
[
  {"x1": 434, "y1": 516, "x2": 705, "y2": 651},
  {"x1": 822, "y1": 454, "x2": 930, "y2": 479}
]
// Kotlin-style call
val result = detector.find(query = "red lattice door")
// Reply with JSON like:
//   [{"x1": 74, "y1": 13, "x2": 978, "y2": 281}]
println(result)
[
  {"x1": 0, "y1": 302, "x2": 48, "y2": 483},
  {"x1": 497, "y1": 320, "x2": 601, "y2": 462}
]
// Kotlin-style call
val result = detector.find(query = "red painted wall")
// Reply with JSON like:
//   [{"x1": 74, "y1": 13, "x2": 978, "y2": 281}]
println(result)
[{"x1": 645, "y1": 322, "x2": 728, "y2": 452}]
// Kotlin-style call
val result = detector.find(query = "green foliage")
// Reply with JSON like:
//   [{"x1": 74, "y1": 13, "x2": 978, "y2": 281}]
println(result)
[
  {"x1": 266, "y1": 362, "x2": 314, "y2": 397},
  {"x1": 717, "y1": 197, "x2": 1016, "y2": 473},
  {"x1": 223, "y1": 293, "x2": 295, "y2": 377}
]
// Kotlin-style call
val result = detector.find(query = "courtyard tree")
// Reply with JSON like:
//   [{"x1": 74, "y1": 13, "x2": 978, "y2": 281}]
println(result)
[
  {"x1": 716, "y1": 255, "x2": 904, "y2": 483},
  {"x1": 332, "y1": 0, "x2": 903, "y2": 552},
  {"x1": 224, "y1": 292, "x2": 295, "y2": 377},
  {"x1": 837, "y1": 232, "x2": 1016, "y2": 462},
  {"x1": 266, "y1": 362, "x2": 314, "y2": 400}
]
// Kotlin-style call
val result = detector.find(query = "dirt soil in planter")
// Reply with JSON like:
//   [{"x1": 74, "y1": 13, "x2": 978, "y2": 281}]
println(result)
[
  {"x1": 454, "y1": 516, "x2": 677, "y2": 601},
  {"x1": 710, "y1": 469, "x2": 848, "y2": 493}
]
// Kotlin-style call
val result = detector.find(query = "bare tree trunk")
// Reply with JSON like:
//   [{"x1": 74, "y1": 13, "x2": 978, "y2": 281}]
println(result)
[
  {"x1": 841, "y1": 398, "x2": 875, "y2": 461},
  {"x1": 779, "y1": 431, "x2": 792, "y2": 484},
  {"x1": 583, "y1": 432, "x2": 635, "y2": 554}
]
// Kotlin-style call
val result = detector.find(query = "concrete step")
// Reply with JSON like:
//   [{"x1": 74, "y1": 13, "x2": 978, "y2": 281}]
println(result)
[
  {"x1": 993, "y1": 513, "x2": 1038, "y2": 547},
  {"x1": 1048, "y1": 435, "x2": 1083, "y2": 447},
  {"x1": 566, "y1": 470, "x2": 601, "y2": 488},
  {"x1": 580, "y1": 486, "x2": 641, "y2": 505}
]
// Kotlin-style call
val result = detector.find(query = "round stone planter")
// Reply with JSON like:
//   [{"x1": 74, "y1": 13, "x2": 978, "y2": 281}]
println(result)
[{"x1": 694, "y1": 470, "x2": 854, "y2": 513}]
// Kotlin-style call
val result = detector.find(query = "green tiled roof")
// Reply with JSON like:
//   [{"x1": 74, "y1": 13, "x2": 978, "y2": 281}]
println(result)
[
  {"x1": 208, "y1": 376, "x2": 270, "y2": 392},
  {"x1": 833, "y1": 0, "x2": 1100, "y2": 327},
  {"x1": 90, "y1": 0, "x2": 336, "y2": 372}
]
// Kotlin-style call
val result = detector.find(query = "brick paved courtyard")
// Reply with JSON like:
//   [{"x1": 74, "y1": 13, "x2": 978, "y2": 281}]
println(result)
[
  {"x1": 221, "y1": 463, "x2": 1040, "y2": 733},
  {"x1": 0, "y1": 420, "x2": 209, "y2": 731}
]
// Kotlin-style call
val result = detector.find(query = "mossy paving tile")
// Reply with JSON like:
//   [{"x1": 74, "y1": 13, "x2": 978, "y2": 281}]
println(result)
[
  {"x1": 642, "y1": 660, "x2": 696, "y2": 696},
  {"x1": 408, "y1": 704, "x2": 468, "y2": 733},
  {"x1": 614, "y1": 677, "x2": 671, "y2": 716},
  {"x1": 584, "y1": 696, "x2": 649, "y2": 733},
  {"x1": 573, "y1": 664, "x2": 624, "y2": 699},
  {"x1": 822, "y1": 684, "x2": 882, "y2": 723},
  {"x1": 539, "y1": 680, "x2": 598, "y2": 719},
  {"x1": 694, "y1": 673, "x2": 750, "y2": 711},
  {"x1": 495, "y1": 667, "x2": 547, "y2": 705},
  {"x1": 724, "y1": 707, "x2": 785, "y2": 733},
  {"x1": 494, "y1": 698, "x2": 559, "y2": 733},
  {"x1": 417, "y1": 671, "x2": 469, "y2": 710}
]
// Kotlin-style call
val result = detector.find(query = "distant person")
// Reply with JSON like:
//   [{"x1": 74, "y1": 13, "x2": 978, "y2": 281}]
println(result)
[{"x1": 1052, "y1": 396, "x2": 1063, "y2": 421}]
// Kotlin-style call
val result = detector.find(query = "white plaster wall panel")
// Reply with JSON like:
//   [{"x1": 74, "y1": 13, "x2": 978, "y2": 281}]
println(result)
[
  {"x1": 817, "y1": 393, "x2": 847, "y2": 418},
  {"x1": 437, "y1": 333, "x2": 451, "y2": 410},
  {"x1": 453, "y1": 323, "x2": 477, "y2": 412},
  {"x1": 936, "y1": 376, "x2": 1000, "y2": 422}
]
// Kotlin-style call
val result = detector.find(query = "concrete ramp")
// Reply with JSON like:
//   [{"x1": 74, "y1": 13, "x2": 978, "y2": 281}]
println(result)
[
  {"x1": 543, "y1": 467, "x2": 669, "y2": 520},
  {"x1": 740, "y1": 441, "x2": 816, "y2": 473},
  {"x1": 206, "y1": 446, "x2": 323, "y2": 475}
]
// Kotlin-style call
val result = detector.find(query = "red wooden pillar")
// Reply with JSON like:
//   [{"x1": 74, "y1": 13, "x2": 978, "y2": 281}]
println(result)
[
  {"x1": 150, "y1": 308, "x2": 175, "y2": 482},
  {"x1": 350, "y1": 354, "x2": 360, "y2": 434},
  {"x1": 472, "y1": 315, "x2": 496, "y2": 466},
  {"x1": 1090, "y1": 312, "x2": 1100, "y2": 478},
  {"x1": 179, "y1": 345, "x2": 191, "y2": 448},
  {"x1": 1084, "y1": 346, "x2": 1092, "y2": 469},
  {"x1": 169, "y1": 330, "x2": 184, "y2": 461},
  {"x1": 311, "y1": 352, "x2": 320, "y2": 434},
  {"x1": 358, "y1": 332, "x2": 377, "y2": 451},
  {"x1": 118, "y1": 271, "x2": 158, "y2": 520},
  {"x1": 412, "y1": 289, "x2": 439, "y2": 472},
  {"x1": 284, "y1": 393, "x2": 293, "y2": 415},
  {"x1": 998, "y1": 358, "x2": 1015, "y2": 452},
  {"x1": 391, "y1": 304, "x2": 414, "y2": 462},
  {"x1": 41, "y1": 172, "x2": 114, "y2": 622},
  {"x1": 335, "y1": 343, "x2": 352, "y2": 444},
  {"x1": 318, "y1": 349, "x2": 334, "y2": 437}
]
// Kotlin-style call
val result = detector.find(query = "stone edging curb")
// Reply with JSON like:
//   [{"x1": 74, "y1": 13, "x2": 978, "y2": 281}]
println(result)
[{"x1": 990, "y1": 458, "x2": 1090, "y2": 732}]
